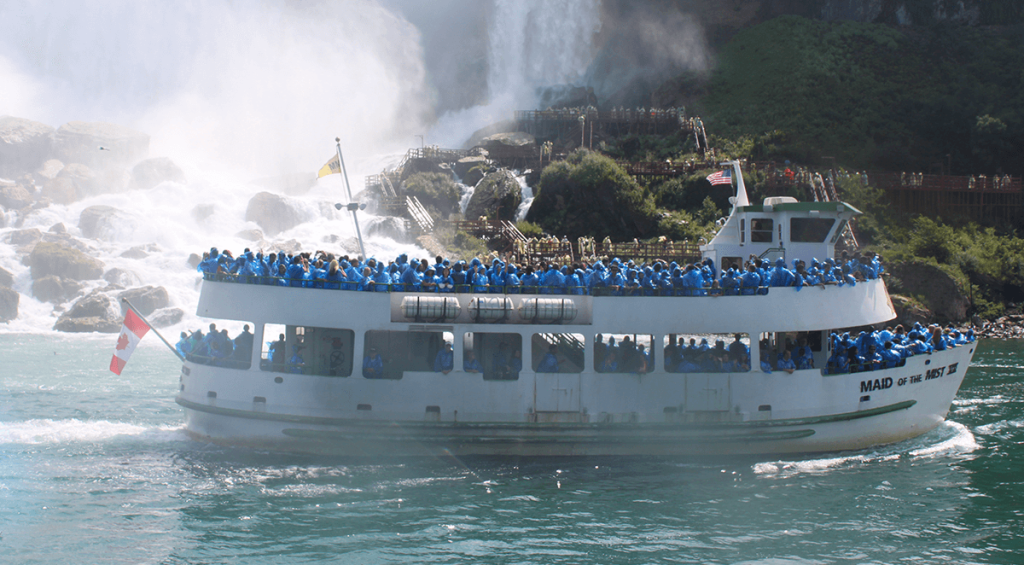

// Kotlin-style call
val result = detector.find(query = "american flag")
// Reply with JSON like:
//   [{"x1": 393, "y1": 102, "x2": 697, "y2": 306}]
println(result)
[{"x1": 706, "y1": 169, "x2": 732, "y2": 186}]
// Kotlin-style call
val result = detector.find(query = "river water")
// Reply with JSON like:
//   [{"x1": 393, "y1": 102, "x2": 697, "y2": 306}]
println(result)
[{"x1": 1, "y1": 335, "x2": 1020, "y2": 564}]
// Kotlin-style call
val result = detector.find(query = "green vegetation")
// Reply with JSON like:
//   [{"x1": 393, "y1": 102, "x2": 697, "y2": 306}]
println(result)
[{"x1": 402, "y1": 172, "x2": 460, "y2": 220}]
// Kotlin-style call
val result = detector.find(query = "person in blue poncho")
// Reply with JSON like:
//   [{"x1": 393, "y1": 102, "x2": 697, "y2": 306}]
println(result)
[
  {"x1": 362, "y1": 347, "x2": 383, "y2": 378},
  {"x1": 434, "y1": 342, "x2": 454, "y2": 374},
  {"x1": 536, "y1": 344, "x2": 560, "y2": 373},
  {"x1": 288, "y1": 345, "x2": 305, "y2": 374},
  {"x1": 776, "y1": 350, "x2": 796, "y2": 374},
  {"x1": 463, "y1": 350, "x2": 483, "y2": 373}
]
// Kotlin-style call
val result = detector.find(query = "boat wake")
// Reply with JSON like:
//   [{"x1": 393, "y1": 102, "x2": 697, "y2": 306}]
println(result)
[
  {"x1": 0, "y1": 418, "x2": 187, "y2": 445},
  {"x1": 751, "y1": 420, "x2": 979, "y2": 477}
]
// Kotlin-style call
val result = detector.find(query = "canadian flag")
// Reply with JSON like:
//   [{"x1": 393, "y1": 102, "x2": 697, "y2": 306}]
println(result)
[{"x1": 109, "y1": 308, "x2": 151, "y2": 375}]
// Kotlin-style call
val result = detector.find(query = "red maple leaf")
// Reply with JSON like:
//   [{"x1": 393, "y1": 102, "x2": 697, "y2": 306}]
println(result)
[{"x1": 116, "y1": 332, "x2": 130, "y2": 351}]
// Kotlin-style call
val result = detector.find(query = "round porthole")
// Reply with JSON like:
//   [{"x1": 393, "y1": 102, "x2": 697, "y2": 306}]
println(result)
[
  {"x1": 925, "y1": 359, "x2": 931, "y2": 365},
  {"x1": 274, "y1": 376, "x2": 284, "y2": 384}
]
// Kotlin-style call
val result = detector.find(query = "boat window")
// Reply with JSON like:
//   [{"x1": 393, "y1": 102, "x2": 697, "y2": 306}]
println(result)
[
  {"x1": 761, "y1": 331, "x2": 822, "y2": 373},
  {"x1": 532, "y1": 333, "x2": 584, "y2": 373},
  {"x1": 464, "y1": 332, "x2": 522, "y2": 380},
  {"x1": 363, "y1": 330, "x2": 453, "y2": 379},
  {"x1": 750, "y1": 218, "x2": 773, "y2": 242},
  {"x1": 829, "y1": 219, "x2": 849, "y2": 244},
  {"x1": 186, "y1": 320, "x2": 255, "y2": 370},
  {"x1": 720, "y1": 256, "x2": 742, "y2": 273},
  {"x1": 664, "y1": 333, "x2": 751, "y2": 373},
  {"x1": 791, "y1": 218, "x2": 836, "y2": 242},
  {"x1": 261, "y1": 323, "x2": 353, "y2": 377},
  {"x1": 594, "y1": 333, "x2": 653, "y2": 373}
]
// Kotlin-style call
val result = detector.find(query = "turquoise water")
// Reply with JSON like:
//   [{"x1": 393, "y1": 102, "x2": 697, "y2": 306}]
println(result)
[{"x1": 1, "y1": 335, "x2": 1021, "y2": 564}]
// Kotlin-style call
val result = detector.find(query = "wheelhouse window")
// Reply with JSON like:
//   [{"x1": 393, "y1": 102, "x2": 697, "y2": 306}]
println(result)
[
  {"x1": 594, "y1": 333, "x2": 653, "y2": 373},
  {"x1": 363, "y1": 329, "x2": 453, "y2": 379},
  {"x1": 464, "y1": 332, "x2": 522, "y2": 380},
  {"x1": 750, "y1": 218, "x2": 774, "y2": 242},
  {"x1": 664, "y1": 333, "x2": 751, "y2": 373},
  {"x1": 261, "y1": 323, "x2": 353, "y2": 376},
  {"x1": 791, "y1": 218, "x2": 836, "y2": 242},
  {"x1": 760, "y1": 331, "x2": 822, "y2": 373},
  {"x1": 185, "y1": 320, "x2": 255, "y2": 370},
  {"x1": 532, "y1": 333, "x2": 584, "y2": 373}
]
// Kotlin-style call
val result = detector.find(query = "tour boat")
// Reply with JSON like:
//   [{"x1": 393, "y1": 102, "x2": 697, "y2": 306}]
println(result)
[{"x1": 175, "y1": 161, "x2": 975, "y2": 456}]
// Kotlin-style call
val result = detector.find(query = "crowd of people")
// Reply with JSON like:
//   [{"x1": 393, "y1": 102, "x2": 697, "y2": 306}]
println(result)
[
  {"x1": 175, "y1": 323, "x2": 254, "y2": 369},
  {"x1": 196, "y1": 246, "x2": 885, "y2": 297},
  {"x1": 823, "y1": 323, "x2": 975, "y2": 374}
]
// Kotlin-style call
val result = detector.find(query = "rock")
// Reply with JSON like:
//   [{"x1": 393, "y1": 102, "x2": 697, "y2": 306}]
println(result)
[
  {"x1": 192, "y1": 203, "x2": 216, "y2": 223},
  {"x1": 29, "y1": 241, "x2": 105, "y2": 281},
  {"x1": 0, "y1": 116, "x2": 54, "y2": 178},
  {"x1": 0, "y1": 184, "x2": 33, "y2": 210},
  {"x1": 53, "y1": 291, "x2": 122, "y2": 333},
  {"x1": 79, "y1": 205, "x2": 133, "y2": 241},
  {"x1": 40, "y1": 176, "x2": 78, "y2": 205},
  {"x1": 453, "y1": 155, "x2": 490, "y2": 180},
  {"x1": 0, "y1": 287, "x2": 18, "y2": 322},
  {"x1": 49, "y1": 222, "x2": 67, "y2": 234},
  {"x1": 888, "y1": 262, "x2": 971, "y2": 322},
  {"x1": 890, "y1": 294, "x2": 933, "y2": 327},
  {"x1": 3, "y1": 228, "x2": 42, "y2": 247},
  {"x1": 249, "y1": 173, "x2": 315, "y2": 196},
  {"x1": 120, "y1": 243, "x2": 159, "y2": 259},
  {"x1": 475, "y1": 131, "x2": 537, "y2": 160},
  {"x1": 36, "y1": 159, "x2": 64, "y2": 181},
  {"x1": 52, "y1": 121, "x2": 149, "y2": 170},
  {"x1": 131, "y1": 157, "x2": 186, "y2": 190},
  {"x1": 365, "y1": 216, "x2": 409, "y2": 242},
  {"x1": 464, "y1": 169, "x2": 522, "y2": 221},
  {"x1": 244, "y1": 192, "x2": 306, "y2": 236},
  {"x1": 462, "y1": 165, "x2": 488, "y2": 187},
  {"x1": 462, "y1": 119, "x2": 518, "y2": 150},
  {"x1": 400, "y1": 158, "x2": 452, "y2": 182},
  {"x1": 187, "y1": 253, "x2": 202, "y2": 269},
  {"x1": 32, "y1": 275, "x2": 83, "y2": 303},
  {"x1": 117, "y1": 286, "x2": 170, "y2": 316},
  {"x1": 57, "y1": 163, "x2": 102, "y2": 198},
  {"x1": 148, "y1": 307, "x2": 184, "y2": 328},
  {"x1": 103, "y1": 268, "x2": 142, "y2": 287},
  {"x1": 235, "y1": 229, "x2": 264, "y2": 242},
  {"x1": 0, "y1": 266, "x2": 13, "y2": 288}
]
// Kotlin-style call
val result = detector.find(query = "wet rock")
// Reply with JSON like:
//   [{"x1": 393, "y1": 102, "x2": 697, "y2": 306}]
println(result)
[
  {"x1": 244, "y1": 192, "x2": 306, "y2": 237},
  {"x1": 464, "y1": 169, "x2": 522, "y2": 221},
  {"x1": 53, "y1": 291, "x2": 122, "y2": 333},
  {"x1": 29, "y1": 241, "x2": 104, "y2": 281},
  {"x1": 0, "y1": 116, "x2": 54, "y2": 178},
  {"x1": 453, "y1": 155, "x2": 490, "y2": 180},
  {"x1": 475, "y1": 131, "x2": 536, "y2": 160},
  {"x1": 52, "y1": 121, "x2": 149, "y2": 170},
  {"x1": 191, "y1": 203, "x2": 216, "y2": 223},
  {"x1": 463, "y1": 120, "x2": 518, "y2": 150},
  {"x1": 148, "y1": 307, "x2": 184, "y2": 328},
  {"x1": 120, "y1": 243, "x2": 159, "y2": 259},
  {"x1": 462, "y1": 165, "x2": 488, "y2": 187},
  {"x1": 57, "y1": 163, "x2": 105, "y2": 198},
  {"x1": 187, "y1": 253, "x2": 202, "y2": 269},
  {"x1": 400, "y1": 158, "x2": 452, "y2": 182},
  {"x1": 888, "y1": 262, "x2": 970, "y2": 322},
  {"x1": 41, "y1": 176, "x2": 79, "y2": 205},
  {"x1": 365, "y1": 216, "x2": 408, "y2": 242},
  {"x1": 3, "y1": 228, "x2": 42, "y2": 247},
  {"x1": 103, "y1": 268, "x2": 142, "y2": 287},
  {"x1": 0, "y1": 287, "x2": 19, "y2": 322},
  {"x1": 35, "y1": 159, "x2": 64, "y2": 181},
  {"x1": 79, "y1": 205, "x2": 133, "y2": 241},
  {"x1": 117, "y1": 285, "x2": 170, "y2": 316},
  {"x1": 0, "y1": 266, "x2": 13, "y2": 288},
  {"x1": 49, "y1": 222, "x2": 67, "y2": 234},
  {"x1": 235, "y1": 229, "x2": 264, "y2": 242},
  {"x1": 32, "y1": 275, "x2": 83, "y2": 303},
  {"x1": 131, "y1": 157, "x2": 186, "y2": 190},
  {"x1": 0, "y1": 184, "x2": 33, "y2": 210}
]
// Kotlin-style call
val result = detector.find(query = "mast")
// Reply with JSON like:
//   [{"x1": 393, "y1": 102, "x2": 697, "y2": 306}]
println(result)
[
  {"x1": 335, "y1": 138, "x2": 367, "y2": 259},
  {"x1": 722, "y1": 159, "x2": 749, "y2": 213}
]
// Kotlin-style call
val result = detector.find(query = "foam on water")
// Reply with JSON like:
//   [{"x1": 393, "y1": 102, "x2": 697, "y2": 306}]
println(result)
[{"x1": 0, "y1": 418, "x2": 186, "y2": 445}]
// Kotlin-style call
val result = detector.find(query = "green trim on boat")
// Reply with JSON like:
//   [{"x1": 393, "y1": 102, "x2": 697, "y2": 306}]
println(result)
[{"x1": 279, "y1": 427, "x2": 815, "y2": 444}]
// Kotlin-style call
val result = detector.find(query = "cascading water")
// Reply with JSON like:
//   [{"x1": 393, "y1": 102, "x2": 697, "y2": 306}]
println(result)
[
  {"x1": 514, "y1": 173, "x2": 534, "y2": 222},
  {"x1": 0, "y1": 0, "x2": 603, "y2": 334}
]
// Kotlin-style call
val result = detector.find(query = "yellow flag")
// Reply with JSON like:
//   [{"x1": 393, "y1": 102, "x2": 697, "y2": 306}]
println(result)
[{"x1": 318, "y1": 154, "x2": 341, "y2": 178}]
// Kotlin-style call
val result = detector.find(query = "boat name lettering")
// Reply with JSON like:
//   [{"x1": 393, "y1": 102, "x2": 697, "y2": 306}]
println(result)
[
  {"x1": 860, "y1": 377, "x2": 893, "y2": 393},
  {"x1": 865, "y1": 362, "x2": 958, "y2": 394}
]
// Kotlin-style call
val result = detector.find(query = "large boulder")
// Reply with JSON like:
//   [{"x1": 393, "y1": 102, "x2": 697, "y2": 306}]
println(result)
[
  {"x1": 40, "y1": 176, "x2": 78, "y2": 205},
  {"x1": 244, "y1": 192, "x2": 306, "y2": 236},
  {"x1": 464, "y1": 169, "x2": 522, "y2": 221},
  {"x1": 0, "y1": 287, "x2": 18, "y2": 322},
  {"x1": 453, "y1": 155, "x2": 490, "y2": 180},
  {"x1": 29, "y1": 241, "x2": 104, "y2": 281},
  {"x1": 0, "y1": 184, "x2": 33, "y2": 210},
  {"x1": 57, "y1": 163, "x2": 108, "y2": 198},
  {"x1": 52, "y1": 121, "x2": 149, "y2": 170},
  {"x1": 475, "y1": 131, "x2": 536, "y2": 160},
  {"x1": 400, "y1": 157, "x2": 452, "y2": 182},
  {"x1": 0, "y1": 116, "x2": 54, "y2": 178},
  {"x1": 365, "y1": 216, "x2": 409, "y2": 242},
  {"x1": 53, "y1": 291, "x2": 121, "y2": 333},
  {"x1": 888, "y1": 261, "x2": 971, "y2": 322},
  {"x1": 3, "y1": 228, "x2": 42, "y2": 247},
  {"x1": 0, "y1": 265, "x2": 13, "y2": 288},
  {"x1": 131, "y1": 157, "x2": 186, "y2": 190},
  {"x1": 148, "y1": 307, "x2": 184, "y2": 328},
  {"x1": 32, "y1": 275, "x2": 83, "y2": 303},
  {"x1": 35, "y1": 159, "x2": 64, "y2": 181},
  {"x1": 117, "y1": 285, "x2": 170, "y2": 316},
  {"x1": 79, "y1": 205, "x2": 134, "y2": 241},
  {"x1": 103, "y1": 268, "x2": 142, "y2": 288}
]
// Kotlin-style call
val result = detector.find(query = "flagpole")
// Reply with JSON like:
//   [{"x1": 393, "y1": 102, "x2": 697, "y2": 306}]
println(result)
[
  {"x1": 121, "y1": 298, "x2": 185, "y2": 361},
  {"x1": 335, "y1": 138, "x2": 367, "y2": 259}
]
